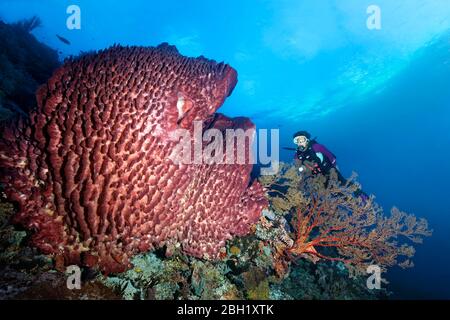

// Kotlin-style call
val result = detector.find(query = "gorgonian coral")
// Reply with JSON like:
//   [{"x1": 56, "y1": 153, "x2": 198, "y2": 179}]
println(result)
[
  {"x1": 260, "y1": 163, "x2": 432, "y2": 276},
  {"x1": 0, "y1": 44, "x2": 267, "y2": 273}
]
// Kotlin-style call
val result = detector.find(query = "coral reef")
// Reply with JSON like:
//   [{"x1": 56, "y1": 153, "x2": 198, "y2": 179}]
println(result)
[
  {"x1": 1, "y1": 269, "x2": 121, "y2": 300},
  {"x1": 260, "y1": 163, "x2": 432, "y2": 277},
  {"x1": 0, "y1": 195, "x2": 119, "y2": 300},
  {"x1": 0, "y1": 193, "x2": 51, "y2": 271},
  {"x1": 242, "y1": 267, "x2": 270, "y2": 299},
  {"x1": 97, "y1": 234, "x2": 381, "y2": 300},
  {"x1": 0, "y1": 43, "x2": 267, "y2": 273},
  {"x1": 100, "y1": 252, "x2": 242, "y2": 300},
  {"x1": 1, "y1": 191, "x2": 382, "y2": 300},
  {"x1": 272, "y1": 259, "x2": 386, "y2": 300},
  {"x1": 190, "y1": 260, "x2": 240, "y2": 300},
  {"x1": 0, "y1": 17, "x2": 60, "y2": 118},
  {"x1": 101, "y1": 252, "x2": 191, "y2": 300}
]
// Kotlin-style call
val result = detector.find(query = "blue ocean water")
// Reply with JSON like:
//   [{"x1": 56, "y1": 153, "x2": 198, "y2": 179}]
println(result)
[{"x1": 0, "y1": 0, "x2": 449, "y2": 299}]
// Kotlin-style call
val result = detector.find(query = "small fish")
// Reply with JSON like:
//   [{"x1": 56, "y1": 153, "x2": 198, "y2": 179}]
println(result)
[{"x1": 56, "y1": 34, "x2": 71, "y2": 45}]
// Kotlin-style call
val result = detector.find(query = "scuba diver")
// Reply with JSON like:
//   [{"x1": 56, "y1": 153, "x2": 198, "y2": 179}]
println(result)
[
  {"x1": 287, "y1": 131, "x2": 344, "y2": 180},
  {"x1": 285, "y1": 130, "x2": 368, "y2": 199}
]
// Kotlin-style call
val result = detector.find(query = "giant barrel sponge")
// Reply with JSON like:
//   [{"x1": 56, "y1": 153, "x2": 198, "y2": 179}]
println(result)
[{"x1": 0, "y1": 44, "x2": 268, "y2": 273}]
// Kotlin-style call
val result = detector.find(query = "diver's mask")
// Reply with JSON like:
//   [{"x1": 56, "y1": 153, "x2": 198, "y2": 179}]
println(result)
[{"x1": 293, "y1": 135, "x2": 309, "y2": 152}]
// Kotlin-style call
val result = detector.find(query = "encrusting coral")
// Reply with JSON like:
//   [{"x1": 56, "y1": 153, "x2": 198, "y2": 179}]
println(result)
[
  {"x1": 0, "y1": 43, "x2": 267, "y2": 274},
  {"x1": 260, "y1": 163, "x2": 432, "y2": 277}
]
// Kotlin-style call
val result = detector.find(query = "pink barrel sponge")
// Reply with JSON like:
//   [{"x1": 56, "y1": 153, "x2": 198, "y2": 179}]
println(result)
[{"x1": 0, "y1": 44, "x2": 268, "y2": 273}]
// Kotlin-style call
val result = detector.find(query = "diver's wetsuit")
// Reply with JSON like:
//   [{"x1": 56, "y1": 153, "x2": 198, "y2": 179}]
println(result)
[
  {"x1": 295, "y1": 140, "x2": 345, "y2": 181},
  {"x1": 294, "y1": 141, "x2": 368, "y2": 199}
]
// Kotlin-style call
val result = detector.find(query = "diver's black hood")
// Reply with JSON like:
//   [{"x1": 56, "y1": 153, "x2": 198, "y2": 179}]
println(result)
[{"x1": 293, "y1": 130, "x2": 311, "y2": 139}]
